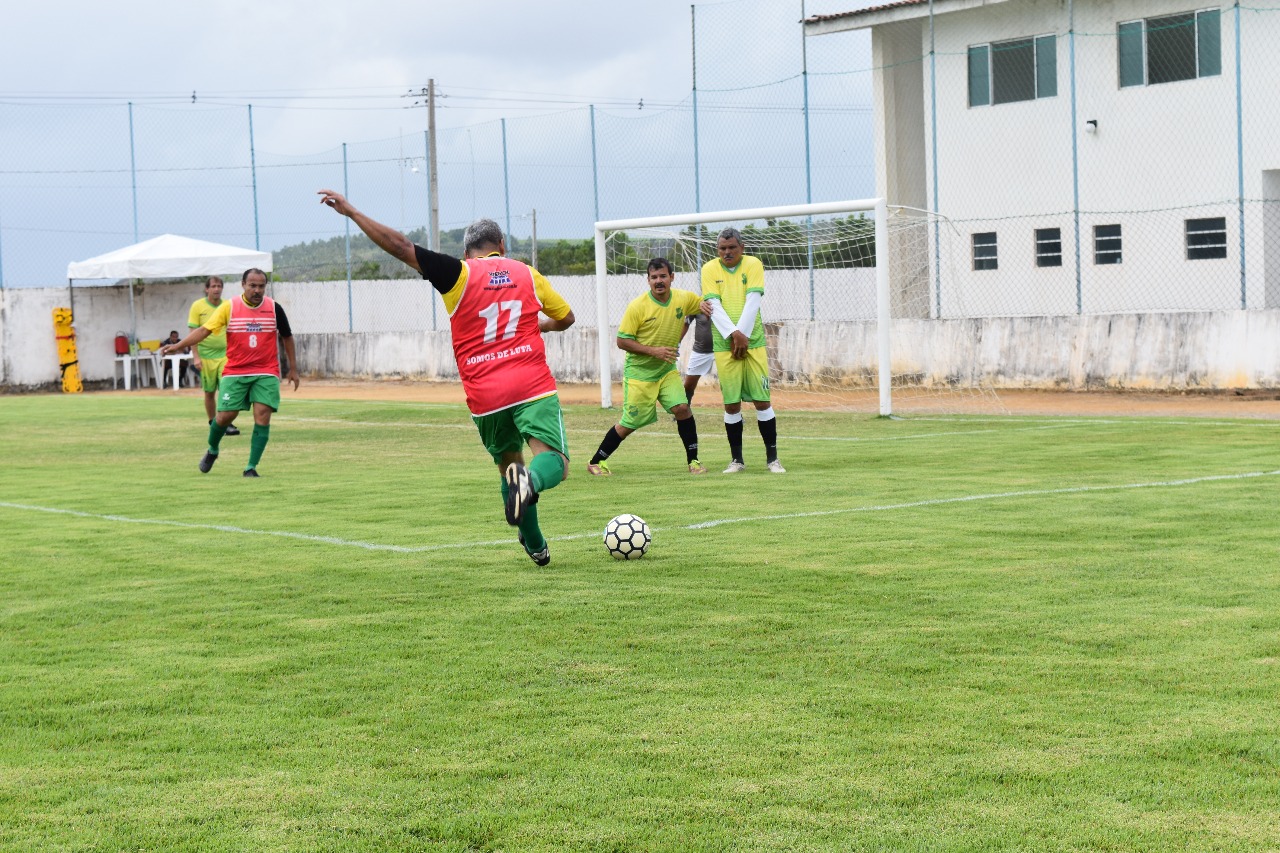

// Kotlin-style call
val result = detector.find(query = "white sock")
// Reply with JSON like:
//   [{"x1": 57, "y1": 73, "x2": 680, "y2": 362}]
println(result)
[
  {"x1": 756, "y1": 407, "x2": 776, "y2": 421},
  {"x1": 724, "y1": 412, "x2": 743, "y2": 425}
]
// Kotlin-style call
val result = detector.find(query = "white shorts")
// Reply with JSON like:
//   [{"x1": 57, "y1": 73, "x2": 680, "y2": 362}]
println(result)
[{"x1": 685, "y1": 350, "x2": 715, "y2": 377}]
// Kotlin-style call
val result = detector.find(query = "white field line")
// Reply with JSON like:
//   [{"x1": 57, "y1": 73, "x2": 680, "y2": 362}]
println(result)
[
  {"x1": 276, "y1": 415, "x2": 1091, "y2": 443},
  {"x1": 4, "y1": 468, "x2": 1277, "y2": 554},
  {"x1": 684, "y1": 469, "x2": 1280, "y2": 528},
  {"x1": 909, "y1": 416, "x2": 1280, "y2": 428},
  {"x1": 290, "y1": 398, "x2": 466, "y2": 411}
]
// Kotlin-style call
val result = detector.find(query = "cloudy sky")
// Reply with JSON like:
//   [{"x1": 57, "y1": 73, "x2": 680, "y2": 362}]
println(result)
[
  {"x1": 0, "y1": 0, "x2": 868, "y2": 147},
  {"x1": 0, "y1": 0, "x2": 874, "y2": 284}
]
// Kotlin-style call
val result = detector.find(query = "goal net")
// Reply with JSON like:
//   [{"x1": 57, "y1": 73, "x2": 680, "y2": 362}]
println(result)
[{"x1": 593, "y1": 199, "x2": 1003, "y2": 416}]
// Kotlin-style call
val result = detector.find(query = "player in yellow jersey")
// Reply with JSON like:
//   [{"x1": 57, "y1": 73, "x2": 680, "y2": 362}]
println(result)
[
  {"x1": 700, "y1": 228, "x2": 785, "y2": 474},
  {"x1": 186, "y1": 276, "x2": 239, "y2": 436},
  {"x1": 586, "y1": 258, "x2": 711, "y2": 476}
]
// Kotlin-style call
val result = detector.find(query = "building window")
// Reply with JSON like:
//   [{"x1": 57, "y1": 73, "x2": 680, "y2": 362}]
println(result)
[
  {"x1": 968, "y1": 35, "x2": 1057, "y2": 107},
  {"x1": 1035, "y1": 228, "x2": 1063, "y2": 267},
  {"x1": 973, "y1": 232, "x2": 998, "y2": 270},
  {"x1": 1186, "y1": 217, "x2": 1227, "y2": 259},
  {"x1": 1119, "y1": 9, "x2": 1221, "y2": 88},
  {"x1": 1094, "y1": 224, "x2": 1122, "y2": 265}
]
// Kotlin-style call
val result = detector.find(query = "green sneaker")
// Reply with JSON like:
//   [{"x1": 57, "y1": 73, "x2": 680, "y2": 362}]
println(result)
[{"x1": 586, "y1": 461, "x2": 612, "y2": 477}]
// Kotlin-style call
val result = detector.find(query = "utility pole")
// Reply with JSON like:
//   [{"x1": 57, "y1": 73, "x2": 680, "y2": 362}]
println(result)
[{"x1": 428, "y1": 79, "x2": 439, "y2": 252}]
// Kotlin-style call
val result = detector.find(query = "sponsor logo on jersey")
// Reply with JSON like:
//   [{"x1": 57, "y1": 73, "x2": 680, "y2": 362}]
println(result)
[{"x1": 488, "y1": 270, "x2": 513, "y2": 286}]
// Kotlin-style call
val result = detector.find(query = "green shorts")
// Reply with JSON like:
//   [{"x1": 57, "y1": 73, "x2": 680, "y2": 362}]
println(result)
[
  {"x1": 198, "y1": 357, "x2": 227, "y2": 394},
  {"x1": 715, "y1": 347, "x2": 771, "y2": 405},
  {"x1": 472, "y1": 393, "x2": 569, "y2": 464},
  {"x1": 621, "y1": 371, "x2": 688, "y2": 430},
  {"x1": 217, "y1": 374, "x2": 281, "y2": 412}
]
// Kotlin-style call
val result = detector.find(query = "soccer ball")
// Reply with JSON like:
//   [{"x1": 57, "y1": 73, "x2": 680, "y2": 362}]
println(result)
[{"x1": 604, "y1": 514, "x2": 651, "y2": 560}]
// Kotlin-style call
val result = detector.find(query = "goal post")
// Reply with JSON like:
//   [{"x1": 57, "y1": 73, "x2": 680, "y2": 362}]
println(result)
[
  {"x1": 593, "y1": 199, "x2": 999, "y2": 417},
  {"x1": 594, "y1": 199, "x2": 890, "y2": 410}
]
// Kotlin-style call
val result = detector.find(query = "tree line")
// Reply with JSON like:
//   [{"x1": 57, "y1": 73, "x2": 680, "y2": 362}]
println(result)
[{"x1": 270, "y1": 215, "x2": 875, "y2": 281}]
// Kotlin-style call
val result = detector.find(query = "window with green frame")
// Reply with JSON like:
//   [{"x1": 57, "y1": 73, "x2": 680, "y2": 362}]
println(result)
[
  {"x1": 1119, "y1": 9, "x2": 1221, "y2": 88},
  {"x1": 968, "y1": 35, "x2": 1057, "y2": 107}
]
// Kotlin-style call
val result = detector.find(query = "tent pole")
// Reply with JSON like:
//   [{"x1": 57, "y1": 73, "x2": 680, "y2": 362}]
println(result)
[
  {"x1": 129, "y1": 279, "x2": 137, "y2": 343},
  {"x1": 68, "y1": 279, "x2": 74, "y2": 318}
]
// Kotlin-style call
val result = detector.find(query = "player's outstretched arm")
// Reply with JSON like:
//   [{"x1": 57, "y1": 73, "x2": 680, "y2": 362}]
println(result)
[
  {"x1": 160, "y1": 326, "x2": 210, "y2": 356},
  {"x1": 317, "y1": 189, "x2": 421, "y2": 274}
]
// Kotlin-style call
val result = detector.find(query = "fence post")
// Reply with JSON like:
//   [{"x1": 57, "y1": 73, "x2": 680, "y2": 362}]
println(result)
[
  {"x1": 249, "y1": 105, "x2": 261, "y2": 251},
  {"x1": 343, "y1": 143, "x2": 352, "y2": 334},
  {"x1": 127, "y1": 101, "x2": 139, "y2": 341},
  {"x1": 928, "y1": 1, "x2": 941, "y2": 318},
  {"x1": 692, "y1": 4, "x2": 701, "y2": 215},
  {"x1": 802, "y1": 0, "x2": 815, "y2": 320},
  {"x1": 1235, "y1": 0, "x2": 1246, "y2": 308},
  {"x1": 128, "y1": 102, "x2": 139, "y2": 244},
  {"x1": 1069, "y1": 0, "x2": 1083, "y2": 313},
  {"x1": 502, "y1": 118, "x2": 511, "y2": 239},
  {"x1": 590, "y1": 105, "x2": 600, "y2": 223}
]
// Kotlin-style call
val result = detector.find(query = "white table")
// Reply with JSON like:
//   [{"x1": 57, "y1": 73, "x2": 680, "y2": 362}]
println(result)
[
  {"x1": 113, "y1": 353, "x2": 153, "y2": 390},
  {"x1": 163, "y1": 353, "x2": 194, "y2": 390}
]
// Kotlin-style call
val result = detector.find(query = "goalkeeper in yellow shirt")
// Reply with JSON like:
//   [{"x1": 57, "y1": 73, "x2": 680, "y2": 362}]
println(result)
[
  {"x1": 586, "y1": 258, "x2": 711, "y2": 476},
  {"x1": 701, "y1": 228, "x2": 784, "y2": 473}
]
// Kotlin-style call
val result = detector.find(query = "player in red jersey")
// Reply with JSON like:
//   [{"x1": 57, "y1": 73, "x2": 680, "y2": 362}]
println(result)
[
  {"x1": 318, "y1": 189, "x2": 575, "y2": 566},
  {"x1": 162, "y1": 268, "x2": 300, "y2": 477}
]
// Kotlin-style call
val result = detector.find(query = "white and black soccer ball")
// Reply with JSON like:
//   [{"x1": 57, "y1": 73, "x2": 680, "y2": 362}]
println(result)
[{"x1": 603, "y1": 513, "x2": 651, "y2": 560}]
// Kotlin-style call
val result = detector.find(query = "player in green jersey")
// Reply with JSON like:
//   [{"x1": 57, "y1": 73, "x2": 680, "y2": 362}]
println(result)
[{"x1": 587, "y1": 258, "x2": 712, "y2": 476}]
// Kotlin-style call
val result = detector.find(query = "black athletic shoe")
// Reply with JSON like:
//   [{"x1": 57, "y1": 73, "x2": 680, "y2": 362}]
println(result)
[
  {"x1": 243, "y1": 468, "x2": 259, "y2": 478},
  {"x1": 198, "y1": 451, "x2": 218, "y2": 473},
  {"x1": 518, "y1": 532, "x2": 551, "y2": 567},
  {"x1": 224, "y1": 425, "x2": 241, "y2": 436},
  {"x1": 503, "y1": 463, "x2": 538, "y2": 526}
]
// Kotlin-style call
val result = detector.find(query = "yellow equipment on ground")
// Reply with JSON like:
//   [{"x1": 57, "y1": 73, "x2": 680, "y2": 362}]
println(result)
[{"x1": 53, "y1": 307, "x2": 83, "y2": 393}]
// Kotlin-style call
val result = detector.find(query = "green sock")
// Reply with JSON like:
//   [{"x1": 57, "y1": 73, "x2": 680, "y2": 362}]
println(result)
[
  {"x1": 207, "y1": 421, "x2": 228, "y2": 454},
  {"x1": 246, "y1": 424, "x2": 270, "y2": 470},
  {"x1": 527, "y1": 451, "x2": 566, "y2": 494},
  {"x1": 501, "y1": 478, "x2": 546, "y2": 553}
]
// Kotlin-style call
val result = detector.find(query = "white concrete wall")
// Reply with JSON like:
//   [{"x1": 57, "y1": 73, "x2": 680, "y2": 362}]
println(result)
[
  {"x1": 1, "y1": 282, "x2": 201, "y2": 389},
  {"x1": 7, "y1": 282, "x2": 1280, "y2": 393},
  {"x1": 869, "y1": 0, "x2": 1280, "y2": 315}
]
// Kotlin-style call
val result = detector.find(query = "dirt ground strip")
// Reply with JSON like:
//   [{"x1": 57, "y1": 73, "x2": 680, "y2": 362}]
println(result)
[{"x1": 110, "y1": 379, "x2": 1280, "y2": 420}]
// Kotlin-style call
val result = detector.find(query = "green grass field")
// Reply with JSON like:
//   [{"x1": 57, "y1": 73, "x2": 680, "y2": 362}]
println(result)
[{"x1": 2, "y1": 391, "x2": 1279, "y2": 852}]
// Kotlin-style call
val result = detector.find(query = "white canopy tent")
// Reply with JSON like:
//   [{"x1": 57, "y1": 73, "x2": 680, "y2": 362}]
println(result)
[{"x1": 66, "y1": 234, "x2": 273, "y2": 338}]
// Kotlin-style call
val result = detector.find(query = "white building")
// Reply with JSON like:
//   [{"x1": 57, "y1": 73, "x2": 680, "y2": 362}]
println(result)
[{"x1": 806, "y1": 0, "x2": 1280, "y2": 316}]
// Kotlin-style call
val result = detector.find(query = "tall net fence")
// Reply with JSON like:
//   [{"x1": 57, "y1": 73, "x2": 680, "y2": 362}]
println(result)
[{"x1": 3, "y1": 0, "x2": 1279, "y2": 338}]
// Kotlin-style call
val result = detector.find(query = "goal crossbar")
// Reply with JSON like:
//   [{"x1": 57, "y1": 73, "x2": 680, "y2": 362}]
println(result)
[{"x1": 593, "y1": 198, "x2": 891, "y2": 414}]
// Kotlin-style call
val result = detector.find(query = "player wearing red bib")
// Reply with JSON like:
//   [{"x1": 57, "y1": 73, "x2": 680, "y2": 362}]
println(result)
[
  {"x1": 161, "y1": 268, "x2": 300, "y2": 477},
  {"x1": 318, "y1": 189, "x2": 575, "y2": 566}
]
